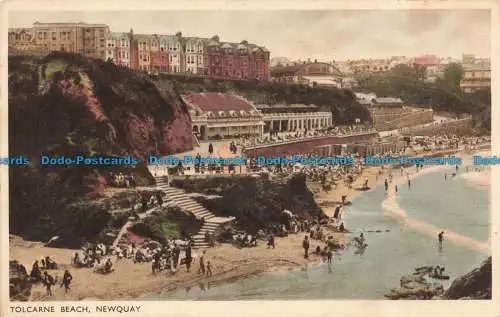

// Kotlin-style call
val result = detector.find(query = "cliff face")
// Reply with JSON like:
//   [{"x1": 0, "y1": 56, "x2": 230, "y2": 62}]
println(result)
[
  {"x1": 443, "y1": 256, "x2": 492, "y2": 300},
  {"x1": 171, "y1": 173, "x2": 324, "y2": 232},
  {"x1": 9, "y1": 52, "x2": 193, "y2": 243}
]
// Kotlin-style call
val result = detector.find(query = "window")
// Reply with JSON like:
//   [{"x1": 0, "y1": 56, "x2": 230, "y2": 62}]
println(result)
[{"x1": 51, "y1": 32, "x2": 56, "y2": 40}]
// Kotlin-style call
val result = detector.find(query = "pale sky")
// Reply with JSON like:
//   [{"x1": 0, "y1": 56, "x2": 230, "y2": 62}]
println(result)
[{"x1": 8, "y1": 10, "x2": 491, "y2": 61}]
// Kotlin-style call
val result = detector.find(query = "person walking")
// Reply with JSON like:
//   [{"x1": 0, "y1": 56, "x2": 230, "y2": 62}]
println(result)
[
  {"x1": 60, "y1": 270, "x2": 73, "y2": 293},
  {"x1": 208, "y1": 143, "x2": 214, "y2": 155},
  {"x1": 206, "y1": 261, "x2": 213, "y2": 277},
  {"x1": 43, "y1": 271, "x2": 55, "y2": 297}
]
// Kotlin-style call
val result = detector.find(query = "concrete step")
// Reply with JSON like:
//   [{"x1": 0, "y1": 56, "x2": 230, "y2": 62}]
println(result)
[
  {"x1": 196, "y1": 214, "x2": 215, "y2": 220},
  {"x1": 189, "y1": 206, "x2": 208, "y2": 212},
  {"x1": 193, "y1": 211, "x2": 212, "y2": 218},
  {"x1": 175, "y1": 200, "x2": 200, "y2": 207}
]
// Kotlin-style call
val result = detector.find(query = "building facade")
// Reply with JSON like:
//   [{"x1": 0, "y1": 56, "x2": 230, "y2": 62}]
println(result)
[
  {"x1": 106, "y1": 32, "x2": 131, "y2": 67},
  {"x1": 8, "y1": 22, "x2": 270, "y2": 81},
  {"x1": 184, "y1": 93, "x2": 265, "y2": 140},
  {"x1": 460, "y1": 65, "x2": 491, "y2": 93},
  {"x1": 9, "y1": 22, "x2": 109, "y2": 59},
  {"x1": 184, "y1": 37, "x2": 206, "y2": 74}
]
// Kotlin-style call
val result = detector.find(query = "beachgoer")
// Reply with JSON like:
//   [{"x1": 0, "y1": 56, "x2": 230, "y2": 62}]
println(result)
[
  {"x1": 206, "y1": 261, "x2": 213, "y2": 277},
  {"x1": 327, "y1": 249, "x2": 333, "y2": 263},
  {"x1": 445, "y1": 173, "x2": 447, "y2": 180},
  {"x1": 303, "y1": 235, "x2": 310, "y2": 259},
  {"x1": 395, "y1": 185, "x2": 398, "y2": 193},
  {"x1": 208, "y1": 143, "x2": 214, "y2": 155},
  {"x1": 315, "y1": 246, "x2": 321, "y2": 255},
  {"x1": 185, "y1": 243, "x2": 193, "y2": 272},
  {"x1": 408, "y1": 179, "x2": 411, "y2": 189},
  {"x1": 60, "y1": 270, "x2": 73, "y2": 293},
  {"x1": 267, "y1": 234, "x2": 275, "y2": 249},
  {"x1": 198, "y1": 250, "x2": 206, "y2": 275},
  {"x1": 438, "y1": 231, "x2": 444, "y2": 244},
  {"x1": 43, "y1": 271, "x2": 55, "y2": 296}
]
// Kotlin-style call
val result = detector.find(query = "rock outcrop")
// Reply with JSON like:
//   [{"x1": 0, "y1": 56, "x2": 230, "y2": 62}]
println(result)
[
  {"x1": 9, "y1": 260, "x2": 33, "y2": 301},
  {"x1": 442, "y1": 257, "x2": 491, "y2": 300},
  {"x1": 386, "y1": 257, "x2": 492, "y2": 300},
  {"x1": 385, "y1": 267, "x2": 445, "y2": 300},
  {"x1": 9, "y1": 52, "x2": 193, "y2": 244},
  {"x1": 170, "y1": 173, "x2": 324, "y2": 232}
]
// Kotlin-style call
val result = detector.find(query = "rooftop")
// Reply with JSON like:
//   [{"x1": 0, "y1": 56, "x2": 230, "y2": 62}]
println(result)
[
  {"x1": 373, "y1": 97, "x2": 403, "y2": 104},
  {"x1": 184, "y1": 93, "x2": 257, "y2": 113},
  {"x1": 256, "y1": 104, "x2": 318, "y2": 109}
]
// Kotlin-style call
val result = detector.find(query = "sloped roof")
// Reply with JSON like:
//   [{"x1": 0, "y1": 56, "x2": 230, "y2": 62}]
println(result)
[
  {"x1": 184, "y1": 93, "x2": 257, "y2": 113},
  {"x1": 373, "y1": 97, "x2": 403, "y2": 104}
]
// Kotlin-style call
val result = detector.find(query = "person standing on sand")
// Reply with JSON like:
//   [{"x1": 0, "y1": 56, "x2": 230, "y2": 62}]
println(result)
[
  {"x1": 445, "y1": 173, "x2": 447, "y2": 180},
  {"x1": 267, "y1": 234, "x2": 275, "y2": 249},
  {"x1": 198, "y1": 250, "x2": 206, "y2": 275},
  {"x1": 303, "y1": 235, "x2": 310, "y2": 259},
  {"x1": 185, "y1": 242, "x2": 193, "y2": 272},
  {"x1": 327, "y1": 249, "x2": 333, "y2": 263},
  {"x1": 438, "y1": 231, "x2": 444, "y2": 245},
  {"x1": 395, "y1": 185, "x2": 398, "y2": 193},
  {"x1": 206, "y1": 261, "x2": 213, "y2": 277},
  {"x1": 43, "y1": 271, "x2": 55, "y2": 297},
  {"x1": 60, "y1": 270, "x2": 73, "y2": 293},
  {"x1": 384, "y1": 179, "x2": 388, "y2": 191},
  {"x1": 208, "y1": 143, "x2": 214, "y2": 155},
  {"x1": 408, "y1": 179, "x2": 411, "y2": 189}
]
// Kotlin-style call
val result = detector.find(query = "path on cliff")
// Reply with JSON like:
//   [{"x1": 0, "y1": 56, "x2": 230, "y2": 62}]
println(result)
[{"x1": 154, "y1": 175, "x2": 235, "y2": 249}]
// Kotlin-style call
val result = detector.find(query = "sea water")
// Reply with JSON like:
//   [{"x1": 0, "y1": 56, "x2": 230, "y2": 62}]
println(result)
[{"x1": 150, "y1": 168, "x2": 490, "y2": 300}]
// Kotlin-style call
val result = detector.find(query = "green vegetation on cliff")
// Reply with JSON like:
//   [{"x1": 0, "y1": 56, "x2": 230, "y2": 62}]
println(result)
[
  {"x1": 9, "y1": 52, "x2": 193, "y2": 246},
  {"x1": 357, "y1": 64, "x2": 491, "y2": 131}
]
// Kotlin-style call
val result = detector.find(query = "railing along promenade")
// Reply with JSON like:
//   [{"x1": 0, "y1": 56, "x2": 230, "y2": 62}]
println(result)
[{"x1": 242, "y1": 130, "x2": 378, "y2": 151}]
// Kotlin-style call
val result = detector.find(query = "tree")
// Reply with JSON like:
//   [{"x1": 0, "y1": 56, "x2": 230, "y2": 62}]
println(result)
[{"x1": 442, "y1": 63, "x2": 464, "y2": 92}]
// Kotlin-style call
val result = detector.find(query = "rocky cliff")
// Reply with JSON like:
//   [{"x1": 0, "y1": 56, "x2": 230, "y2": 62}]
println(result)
[
  {"x1": 386, "y1": 257, "x2": 492, "y2": 300},
  {"x1": 442, "y1": 256, "x2": 491, "y2": 300},
  {"x1": 9, "y1": 52, "x2": 193, "y2": 244}
]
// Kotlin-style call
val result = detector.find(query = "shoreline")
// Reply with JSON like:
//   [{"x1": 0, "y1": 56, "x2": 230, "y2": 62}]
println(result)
[
  {"x1": 381, "y1": 151, "x2": 491, "y2": 255},
  {"x1": 9, "y1": 149, "x2": 489, "y2": 301}
]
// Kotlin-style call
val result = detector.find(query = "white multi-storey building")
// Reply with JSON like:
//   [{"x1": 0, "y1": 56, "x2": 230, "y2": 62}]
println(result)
[
  {"x1": 185, "y1": 37, "x2": 206, "y2": 74},
  {"x1": 166, "y1": 33, "x2": 183, "y2": 73}
]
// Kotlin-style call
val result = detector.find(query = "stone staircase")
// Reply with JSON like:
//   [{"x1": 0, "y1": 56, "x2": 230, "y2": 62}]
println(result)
[{"x1": 155, "y1": 176, "x2": 235, "y2": 249}]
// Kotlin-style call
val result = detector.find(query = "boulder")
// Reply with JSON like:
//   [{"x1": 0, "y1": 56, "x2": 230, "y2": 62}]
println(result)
[{"x1": 9, "y1": 260, "x2": 32, "y2": 301}]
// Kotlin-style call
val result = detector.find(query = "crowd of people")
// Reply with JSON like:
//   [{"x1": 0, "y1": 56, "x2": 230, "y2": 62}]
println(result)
[
  {"x1": 108, "y1": 172, "x2": 137, "y2": 188},
  {"x1": 238, "y1": 125, "x2": 376, "y2": 149}
]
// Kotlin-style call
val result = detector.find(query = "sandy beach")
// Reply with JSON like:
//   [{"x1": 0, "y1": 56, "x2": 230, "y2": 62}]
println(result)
[{"x1": 9, "y1": 148, "x2": 489, "y2": 301}]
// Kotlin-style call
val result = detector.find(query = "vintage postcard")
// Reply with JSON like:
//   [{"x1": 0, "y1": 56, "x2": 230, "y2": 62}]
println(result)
[{"x1": 1, "y1": 0, "x2": 498, "y2": 316}]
